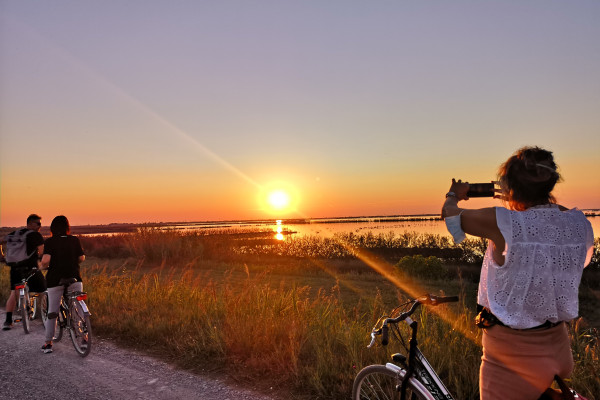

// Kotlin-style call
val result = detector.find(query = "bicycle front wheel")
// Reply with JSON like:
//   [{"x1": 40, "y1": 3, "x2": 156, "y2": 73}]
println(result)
[
  {"x1": 68, "y1": 299, "x2": 92, "y2": 357},
  {"x1": 54, "y1": 306, "x2": 65, "y2": 342},
  {"x1": 352, "y1": 365, "x2": 433, "y2": 400},
  {"x1": 37, "y1": 292, "x2": 49, "y2": 323}
]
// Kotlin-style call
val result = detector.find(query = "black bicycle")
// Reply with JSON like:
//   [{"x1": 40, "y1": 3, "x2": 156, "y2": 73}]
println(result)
[
  {"x1": 51, "y1": 278, "x2": 92, "y2": 357},
  {"x1": 352, "y1": 293, "x2": 459, "y2": 400}
]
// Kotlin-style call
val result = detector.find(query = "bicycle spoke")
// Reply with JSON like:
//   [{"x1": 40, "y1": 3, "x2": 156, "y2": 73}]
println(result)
[
  {"x1": 354, "y1": 364, "x2": 434, "y2": 400},
  {"x1": 362, "y1": 372, "x2": 395, "y2": 399}
]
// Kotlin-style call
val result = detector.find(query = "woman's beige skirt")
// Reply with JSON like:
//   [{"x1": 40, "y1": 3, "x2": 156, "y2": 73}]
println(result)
[{"x1": 480, "y1": 322, "x2": 573, "y2": 400}]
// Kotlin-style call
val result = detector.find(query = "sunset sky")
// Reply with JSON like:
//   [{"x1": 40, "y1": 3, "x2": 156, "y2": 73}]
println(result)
[{"x1": 1, "y1": 1, "x2": 599, "y2": 227}]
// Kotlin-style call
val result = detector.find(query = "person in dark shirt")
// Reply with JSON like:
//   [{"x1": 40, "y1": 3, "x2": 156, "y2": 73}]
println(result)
[
  {"x1": 1, "y1": 214, "x2": 46, "y2": 330},
  {"x1": 40, "y1": 215, "x2": 85, "y2": 354}
]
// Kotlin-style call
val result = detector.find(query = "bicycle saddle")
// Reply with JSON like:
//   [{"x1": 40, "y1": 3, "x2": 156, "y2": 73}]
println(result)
[{"x1": 59, "y1": 278, "x2": 78, "y2": 286}]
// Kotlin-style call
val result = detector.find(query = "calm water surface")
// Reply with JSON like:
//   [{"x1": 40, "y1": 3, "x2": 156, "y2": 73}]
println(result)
[{"x1": 165, "y1": 215, "x2": 600, "y2": 240}]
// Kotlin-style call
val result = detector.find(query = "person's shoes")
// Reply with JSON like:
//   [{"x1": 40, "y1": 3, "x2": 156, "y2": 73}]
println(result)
[
  {"x1": 41, "y1": 343, "x2": 53, "y2": 354},
  {"x1": 2, "y1": 321, "x2": 12, "y2": 330}
]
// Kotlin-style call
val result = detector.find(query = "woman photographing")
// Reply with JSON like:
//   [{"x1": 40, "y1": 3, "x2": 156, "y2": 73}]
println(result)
[{"x1": 441, "y1": 146, "x2": 594, "y2": 399}]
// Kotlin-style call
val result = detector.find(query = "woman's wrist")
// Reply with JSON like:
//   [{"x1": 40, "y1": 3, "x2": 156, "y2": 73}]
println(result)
[{"x1": 445, "y1": 193, "x2": 459, "y2": 204}]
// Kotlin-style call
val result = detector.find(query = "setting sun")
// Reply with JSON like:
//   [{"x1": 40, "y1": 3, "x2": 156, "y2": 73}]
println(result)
[
  {"x1": 268, "y1": 190, "x2": 291, "y2": 210},
  {"x1": 257, "y1": 181, "x2": 300, "y2": 216}
]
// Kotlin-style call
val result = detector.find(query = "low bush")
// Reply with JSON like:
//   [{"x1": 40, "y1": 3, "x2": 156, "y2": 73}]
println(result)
[{"x1": 395, "y1": 255, "x2": 448, "y2": 280}]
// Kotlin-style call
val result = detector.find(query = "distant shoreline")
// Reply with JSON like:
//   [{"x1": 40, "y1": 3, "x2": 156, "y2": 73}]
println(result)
[
  {"x1": 1, "y1": 211, "x2": 598, "y2": 236},
  {"x1": 66, "y1": 214, "x2": 445, "y2": 235}
]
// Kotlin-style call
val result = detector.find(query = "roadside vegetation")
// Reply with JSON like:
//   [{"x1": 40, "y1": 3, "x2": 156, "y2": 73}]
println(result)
[{"x1": 1, "y1": 228, "x2": 599, "y2": 399}]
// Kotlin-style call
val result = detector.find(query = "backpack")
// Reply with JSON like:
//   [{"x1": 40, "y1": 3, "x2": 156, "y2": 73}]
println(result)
[{"x1": 5, "y1": 228, "x2": 36, "y2": 264}]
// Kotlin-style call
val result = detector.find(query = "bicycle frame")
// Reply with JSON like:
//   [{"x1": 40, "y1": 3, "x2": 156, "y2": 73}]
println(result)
[
  {"x1": 53, "y1": 281, "x2": 92, "y2": 357},
  {"x1": 14, "y1": 282, "x2": 29, "y2": 320},
  {"x1": 13, "y1": 269, "x2": 39, "y2": 333},
  {"x1": 393, "y1": 316, "x2": 454, "y2": 400},
  {"x1": 360, "y1": 294, "x2": 458, "y2": 400}
]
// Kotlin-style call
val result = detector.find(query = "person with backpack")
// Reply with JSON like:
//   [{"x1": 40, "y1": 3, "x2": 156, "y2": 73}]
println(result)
[{"x1": 1, "y1": 214, "x2": 47, "y2": 330}]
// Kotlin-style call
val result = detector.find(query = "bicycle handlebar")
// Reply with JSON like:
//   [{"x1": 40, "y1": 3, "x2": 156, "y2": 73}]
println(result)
[
  {"x1": 368, "y1": 294, "x2": 459, "y2": 348},
  {"x1": 18, "y1": 267, "x2": 40, "y2": 283}
]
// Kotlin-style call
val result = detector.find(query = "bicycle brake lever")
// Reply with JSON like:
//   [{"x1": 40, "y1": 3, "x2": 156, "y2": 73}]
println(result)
[
  {"x1": 367, "y1": 332, "x2": 377, "y2": 348},
  {"x1": 367, "y1": 328, "x2": 381, "y2": 348}
]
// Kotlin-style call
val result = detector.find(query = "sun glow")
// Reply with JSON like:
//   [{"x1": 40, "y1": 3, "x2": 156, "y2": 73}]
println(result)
[
  {"x1": 259, "y1": 181, "x2": 300, "y2": 216},
  {"x1": 268, "y1": 190, "x2": 291, "y2": 210}
]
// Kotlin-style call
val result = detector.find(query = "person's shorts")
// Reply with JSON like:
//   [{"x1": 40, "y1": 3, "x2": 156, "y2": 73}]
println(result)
[{"x1": 9, "y1": 266, "x2": 47, "y2": 293}]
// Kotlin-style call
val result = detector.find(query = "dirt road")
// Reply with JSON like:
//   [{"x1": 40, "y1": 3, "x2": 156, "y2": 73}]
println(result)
[{"x1": 0, "y1": 317, "x2": 278, "y2": 400}]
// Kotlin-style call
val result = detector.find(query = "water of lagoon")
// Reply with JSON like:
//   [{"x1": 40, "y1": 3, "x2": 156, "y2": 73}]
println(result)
[{"x1": 163, "y1": 214, "x2": 600, "y2": 240}]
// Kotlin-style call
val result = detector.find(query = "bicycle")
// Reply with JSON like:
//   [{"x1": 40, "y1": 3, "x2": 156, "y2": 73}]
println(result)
[
  {"x1": 352, "y1": 293, "x2": 459, "y2": 400},
  {"x1": 13, "y1": 268, "x2": 48, "y2": 334},
  {"x1": 50, "y1": 278, "x2": 92, "y2": 357}
]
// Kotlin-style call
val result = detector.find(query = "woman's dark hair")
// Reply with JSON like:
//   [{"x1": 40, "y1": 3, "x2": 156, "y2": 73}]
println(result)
[
  {"x1": 498, "y1": 146, "x2": 561, "y2": 211},
  {"x1": 50, "y1": 215, "x2": 71, "y2": 236}
]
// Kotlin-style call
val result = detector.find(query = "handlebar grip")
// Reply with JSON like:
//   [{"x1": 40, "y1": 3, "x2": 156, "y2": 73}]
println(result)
[
  {"x1": 436, "y1": 295, "x2": 459, "y2": 304},
  {"x1": 381, "y1": 325, "x2": 389, "y2": 346}
]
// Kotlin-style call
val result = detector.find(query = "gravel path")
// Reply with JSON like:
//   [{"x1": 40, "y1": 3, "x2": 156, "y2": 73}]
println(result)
[{"x1": 0, "y1": 316, "x2": 280, "y2": 400}]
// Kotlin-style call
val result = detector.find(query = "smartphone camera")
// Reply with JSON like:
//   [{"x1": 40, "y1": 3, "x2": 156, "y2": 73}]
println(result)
[{"x1": 467, "y1": 183, "x2": 495, "y2": 198}]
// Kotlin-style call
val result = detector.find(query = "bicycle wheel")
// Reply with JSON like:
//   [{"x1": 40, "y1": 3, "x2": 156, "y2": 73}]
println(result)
[
  {"x1": 32, "y1": 294, "x2": 38, "y2": 319},
  {"x1": 352, "y1": 365, "x2": 432, "y2": 400},
  {"x1": 14, "y1": 296, "x2": 23, "y2": 323},
  {"x1": 38, "y1": 292, "x2": 49, "y2": 323},
  {"x1": 21, "y1": 292, "x2": 31, "y2": 334},
  {"x1": 31, "y1": 293, "x2": 43, "y2": 320},
  {"x1": 53, "y1": 304, "x2": 65, "y2": 342},
  {"x1": 68, "y1": 299, "x2": 92, "y2": 357}
]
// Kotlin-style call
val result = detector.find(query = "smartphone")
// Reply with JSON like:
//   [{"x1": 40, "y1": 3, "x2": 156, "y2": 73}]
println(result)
[{"x1": 467, "y1": 183, "x2": 495, "y2": 198}]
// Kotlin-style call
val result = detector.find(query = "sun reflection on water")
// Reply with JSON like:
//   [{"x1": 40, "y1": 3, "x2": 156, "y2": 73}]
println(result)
[{"x1": 275, "y1": 220, "x2": 284, "y2": 240}]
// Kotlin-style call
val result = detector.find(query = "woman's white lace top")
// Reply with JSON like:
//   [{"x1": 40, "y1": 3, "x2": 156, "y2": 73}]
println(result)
[{"x1": 478, "y1": 204, "x2": 595, "y2": 329}]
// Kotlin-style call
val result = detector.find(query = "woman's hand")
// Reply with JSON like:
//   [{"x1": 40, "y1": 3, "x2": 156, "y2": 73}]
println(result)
[
  {"x1": 442, "y1": 178, "x2": 468, "y2": 219},
  {"x1": 449, "y1": 178, "x2": 469, "y2": 201}
]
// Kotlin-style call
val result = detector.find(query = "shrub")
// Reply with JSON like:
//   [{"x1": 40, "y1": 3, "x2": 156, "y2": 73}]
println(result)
[{"x1": 395, "y1": 255, "x2": 448, "y2": 280}]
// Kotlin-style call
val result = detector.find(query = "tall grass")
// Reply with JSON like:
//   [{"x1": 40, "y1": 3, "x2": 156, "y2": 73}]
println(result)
[
  {"x1": 79, "y1": 228, "x2": 505, "y2": 266},
  {"x1": 82, "y1": 264, "x2": 484, "y2": 398},
  {"x1": 1, "y1": 229, "x2": 598, "y2": 399},
  {"x1": 67, "y1": 262, "x2": 598, "y2": 399}
]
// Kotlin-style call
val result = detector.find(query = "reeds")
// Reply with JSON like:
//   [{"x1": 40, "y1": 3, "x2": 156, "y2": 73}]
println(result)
[
  {"x1": 74, "y1": 261, "x2": 598, "y2": 399},
  {"x1": 1, "y1": 229, "x2": 598, "y2": 399},
  {"x1": 81, "y1": 264, "x2": 479, "y2": 398},
  {"x1": 80, "y1": 229, "x2": 522, "y2": 267}
]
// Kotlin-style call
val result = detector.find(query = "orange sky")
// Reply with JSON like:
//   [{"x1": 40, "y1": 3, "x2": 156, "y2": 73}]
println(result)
[{"x1": 1, "y1": 2, "x2": 599, "y2": 227}]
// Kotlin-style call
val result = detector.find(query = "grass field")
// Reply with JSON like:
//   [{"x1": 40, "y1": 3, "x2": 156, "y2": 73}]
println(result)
[{"x1": 1, "y1": 229, "x2": 599, "y2": 399}]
